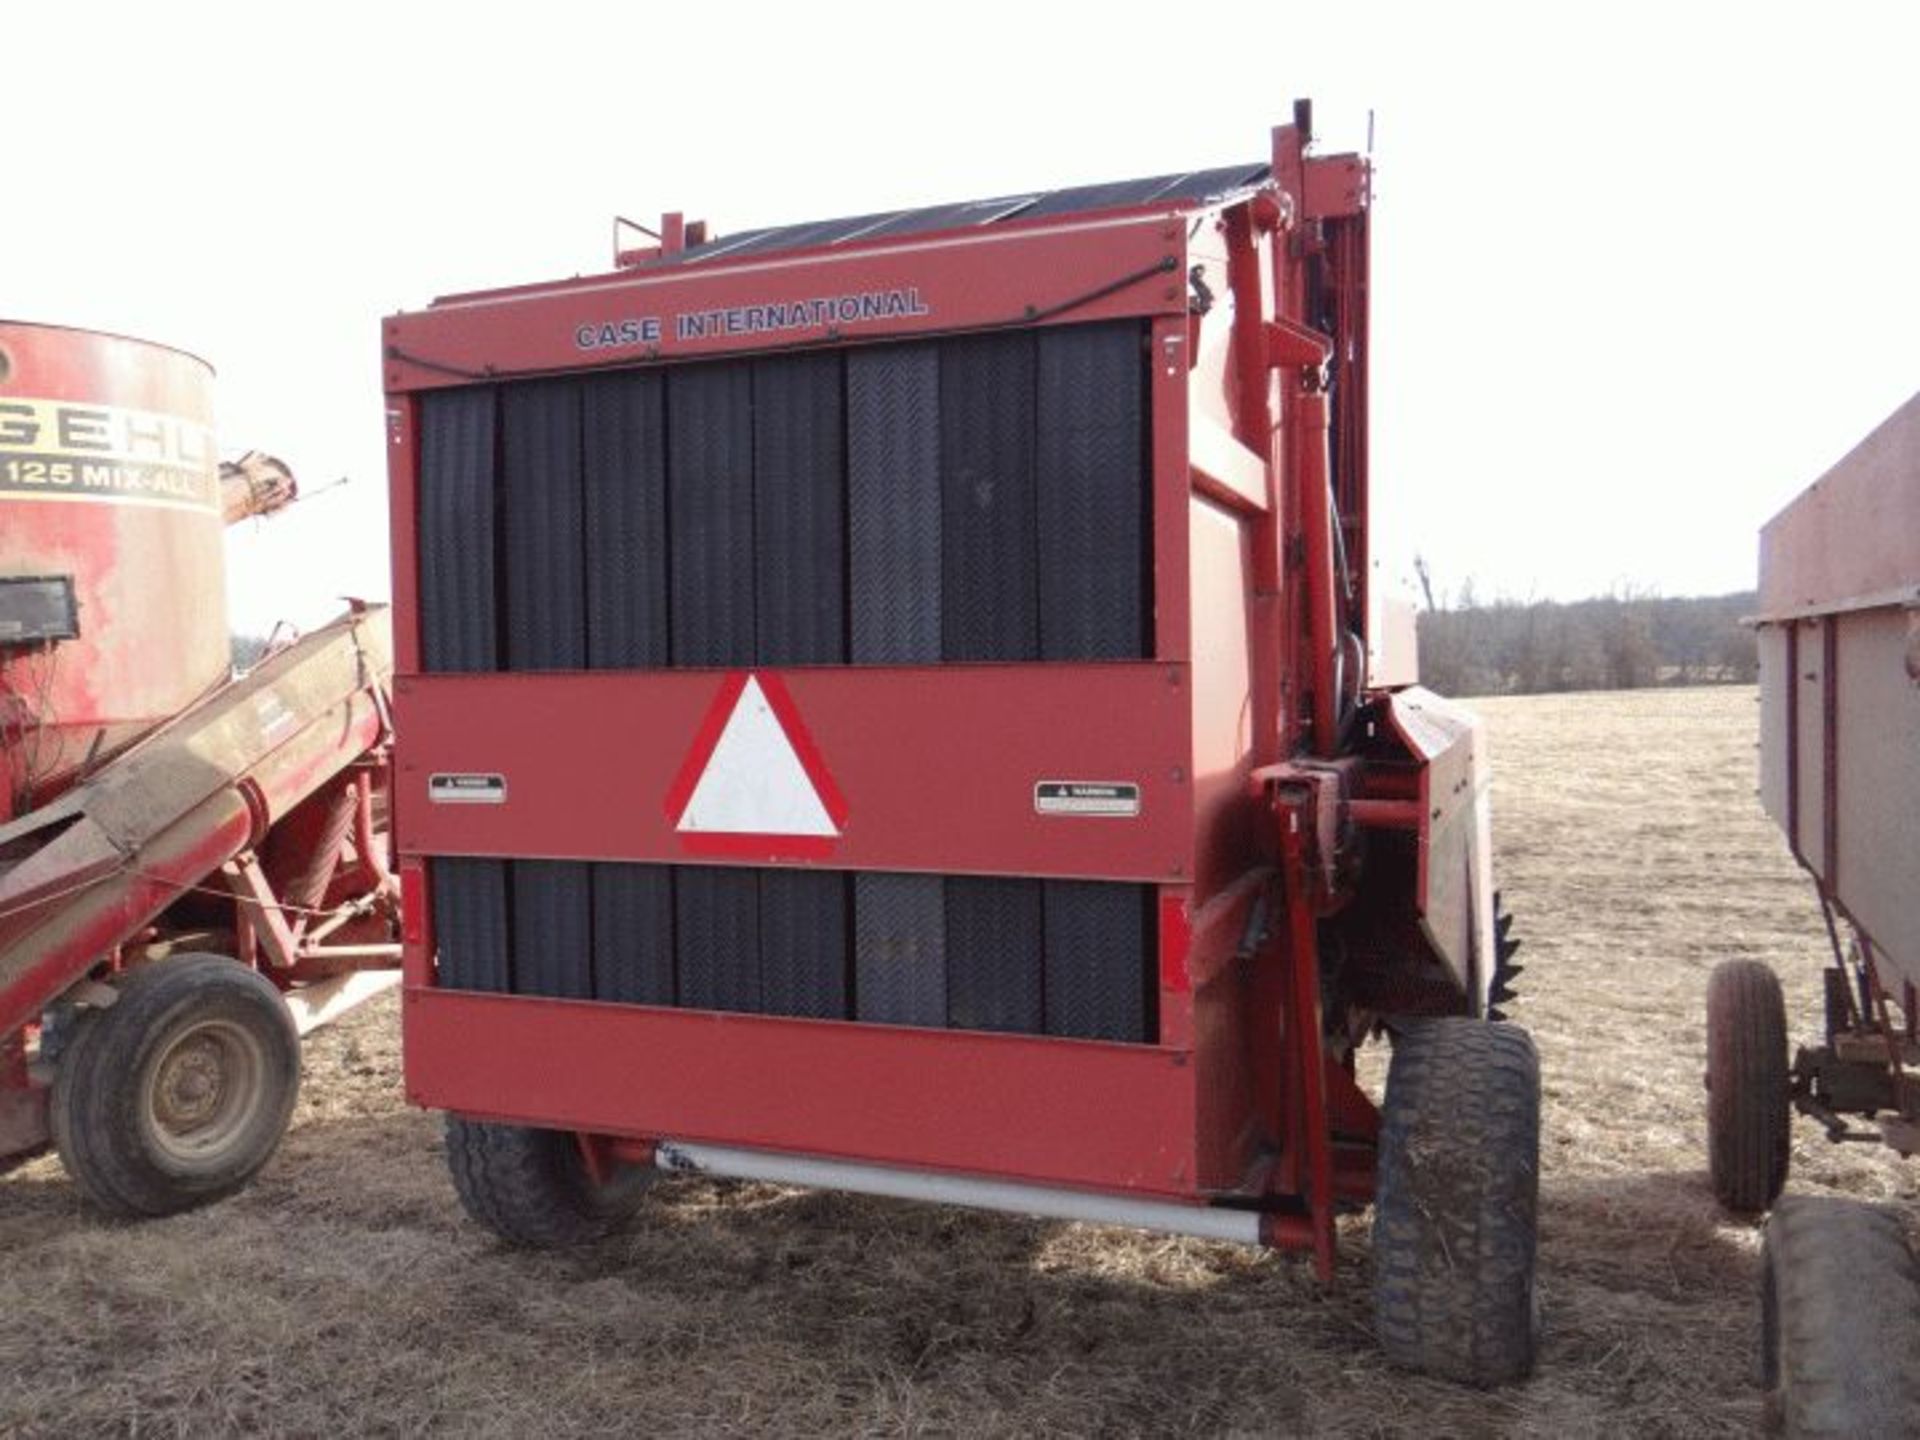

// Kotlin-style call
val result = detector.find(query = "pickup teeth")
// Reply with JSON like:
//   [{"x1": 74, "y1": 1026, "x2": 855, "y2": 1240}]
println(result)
[{"x1": 1489, "y1": 893, "x2": 1523, "y2": 1019}]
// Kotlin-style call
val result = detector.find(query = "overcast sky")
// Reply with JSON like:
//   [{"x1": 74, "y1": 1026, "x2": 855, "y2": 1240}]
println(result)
[{"x1": 5, "y1": 3, "x2": 1915, "y2": 633}]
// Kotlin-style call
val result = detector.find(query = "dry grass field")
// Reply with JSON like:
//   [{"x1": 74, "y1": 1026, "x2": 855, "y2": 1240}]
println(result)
[{"x1": 3, "y1": 686, "x2": 1914, "y2": 1437}]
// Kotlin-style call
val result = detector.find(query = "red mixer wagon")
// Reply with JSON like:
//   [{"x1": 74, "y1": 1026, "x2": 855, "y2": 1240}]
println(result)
[{"x1": 0, "y1": 320, "x2": 398, "y2": 1215}]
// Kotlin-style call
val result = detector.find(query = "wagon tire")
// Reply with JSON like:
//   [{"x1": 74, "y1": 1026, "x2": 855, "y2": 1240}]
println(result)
[
  {"x1": 49, "y1": 953, "x2": 301, "y2": 1217},
  {"x1": 1373, "y1": 1017, "x2": 1540, "y2": 1386},
  {"x1": 444, "y1": 1116, "x2": 651, "y2": 1248},
  {"x1": 1763, "y1": 1195, "x2": 1920, "y2": 1437},
  {"x1": 1706, "y1": 959, "x2": 1790, "y2": 1213}
]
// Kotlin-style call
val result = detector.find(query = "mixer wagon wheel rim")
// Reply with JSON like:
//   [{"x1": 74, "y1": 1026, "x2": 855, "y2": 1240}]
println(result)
[
  {"x1": 49, "y1": 953, "x2": 301, "y2": 1218},
  {"x1": 139, "y1": 1018, "x2": 270, "y2": 1166}
]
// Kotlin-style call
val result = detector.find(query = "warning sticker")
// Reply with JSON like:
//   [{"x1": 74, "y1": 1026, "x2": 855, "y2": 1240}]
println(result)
[
  {"x1": 429, "y1": 773, "x2": 507, "y2": 805},
  {"x1": 1035, "y1": 781, "x2": 1141, "y2": 818}
]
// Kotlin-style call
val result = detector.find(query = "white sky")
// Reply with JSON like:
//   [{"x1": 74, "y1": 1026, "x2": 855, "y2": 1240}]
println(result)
[{"x1": 6, "y1": 2, "x2": 1916, "y2": 632}]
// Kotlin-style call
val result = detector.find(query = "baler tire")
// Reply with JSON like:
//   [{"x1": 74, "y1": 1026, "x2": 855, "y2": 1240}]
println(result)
[
  {"x1": 48, "y1": 953, "x2": 301, "y2": 1217},
  {"x1": 443, "y1": 1116, "x2": 651, "y2": 1248},
  {"x1": 1706, "y1": 959, "x2": 1790, "y2": 1214},
  {"x1": 1763, "y1": 1195, "x2": 1920, "y2": 1437},
  {"x1": 1372, "y1": 1017, "x2": 1540, "y2": 1387}
]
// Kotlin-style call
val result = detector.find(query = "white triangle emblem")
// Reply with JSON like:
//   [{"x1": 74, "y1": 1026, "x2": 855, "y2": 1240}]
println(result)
[{"x1": 676, "y1": 677, "x2": 839, "y2": 839}]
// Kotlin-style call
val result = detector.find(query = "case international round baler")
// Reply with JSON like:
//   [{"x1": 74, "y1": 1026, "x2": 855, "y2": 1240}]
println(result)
[{"x1": 385, "y1": 104, "x2": 1539, "y2": 1384}]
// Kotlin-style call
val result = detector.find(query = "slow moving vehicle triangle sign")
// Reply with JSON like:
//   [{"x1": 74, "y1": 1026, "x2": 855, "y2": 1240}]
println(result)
[{"x1": 663, "y1": 672, "x2": 848, "y2": 859}]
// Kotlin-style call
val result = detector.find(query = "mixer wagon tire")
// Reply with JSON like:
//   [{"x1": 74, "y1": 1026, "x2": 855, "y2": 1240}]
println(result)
[
  {"x1": 444, "y1": 1116, "x2": 651, "y2": 1248},
  {"x1": 1706, "y1": 959, "x2": 1790, "y2": 1214},
  {"x1": 49, "y1": 954, "x2": 301, "y2": 1217},
  {"x1": 1373, "y1": 1017, "x2": 1540, "y2": 1387},
  {"x1": 1762, "y1": 1195, "x2": 1920, "y2": 1437}
]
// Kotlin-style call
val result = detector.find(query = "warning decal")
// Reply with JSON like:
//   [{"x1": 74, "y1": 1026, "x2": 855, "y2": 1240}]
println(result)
[
  {"x1": 664, "y1": 672, "x2": 848, "y2": 859},
  {"x1": 1035, "y1": 781, "x2": 1141, "y2": 818}
]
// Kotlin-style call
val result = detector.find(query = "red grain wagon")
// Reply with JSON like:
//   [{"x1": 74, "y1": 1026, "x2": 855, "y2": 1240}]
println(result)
[{"x1": 1708, "y1": 391, "x2": 1920, "y2": 1431}]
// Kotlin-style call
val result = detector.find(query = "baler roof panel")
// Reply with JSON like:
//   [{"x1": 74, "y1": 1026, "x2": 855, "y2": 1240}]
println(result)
[{"x1": 663, "y1": 162, "x2": 1270, "y2": 269}]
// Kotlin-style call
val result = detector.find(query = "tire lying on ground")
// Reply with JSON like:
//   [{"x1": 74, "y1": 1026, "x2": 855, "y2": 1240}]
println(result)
[
  {"x1": 1373, "y1": 1016, "x2": 1541, "y2": 1387},
  {"x1": 1763, "y1": 1195, "x2": 1920, "y2": 1437},
  {"x1": 1705, "y1": 958, "x2": 1790, "y2": 1214},
  {"x1": 49, "y1": 953, "x2": 302, "y2": 1217},
  {"x1": 444, "y1": 1117, "x2": 653, "y2": 1247}
]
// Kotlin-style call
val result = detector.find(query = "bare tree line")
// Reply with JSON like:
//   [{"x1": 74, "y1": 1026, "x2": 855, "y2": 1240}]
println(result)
[{"x1": 1412, "y1": 559, "x2": 1757, "y2": 697}]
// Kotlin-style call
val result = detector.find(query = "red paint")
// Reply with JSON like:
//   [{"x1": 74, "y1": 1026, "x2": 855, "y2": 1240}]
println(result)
[
  {"x1": 390, "y1": 113, "x2": 1424, "y2": 1246},
  {"x1": 385, "y1": 215, "x2": 1182, "y2": 393},
  {"x1": 406, "y1": 987, "x2": 1200, "y2": 1195},
  {"x1": 0, "y1": 322, "x2": 229, "y2": 811},
  {"x1": 400, "y1": 865, "x2": 427, "y2": 946},
  {"x1": 396, "y1": 665, "x2": 1190, "y2": 881}
]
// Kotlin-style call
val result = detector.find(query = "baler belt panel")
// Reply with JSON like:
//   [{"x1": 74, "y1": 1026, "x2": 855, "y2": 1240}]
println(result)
[
  {"x1": 581, "y1": 375, "x2": 676, "y2": 1004},
  {"x1": 750, "y1": 352, "x2": 852, "y2": 1020},
  {"x1": 501, "y1": 382, "x2": 594, "y2": 1002},
  {"x1": 512, "y1": 859, "x2": 592, "y2": 1001},
  {"x1": 590, "y1": 862, "x2": 674, "y2": 1004},
  {"x1": 939, "y1": 332, "x2": 1039, "y2": 662},
  {"x1": 675, "y1": 866, "x2": 760, "y2": 1014},
  {"x1": 474, "y1": 859, "x2": 1151, "y2": 1041},
  {"x1": 418, "y1": 389, "x2": 508, "y2": 996},
  {"x1": 665, "y1": 365, "x2": 760, "y2": 1010},
  {"x1": 852, "y1": 871, "x2": 947, "y2": 1027},
  {"x1": 430, "y1": 857, "x2": 510, "y2": 994},
  {"x1": 417, "y1": 387, "x2": 496, "y2": 674},
  {"x1": 582, "y1": 371, "x2": 670, "y2": 669},
  {"x1": 846, "y1": 344, "x2": 946, "y2": 1026},
  {"x1": 412, "y1": 322, "x2": 1156, "y2": 1041}
]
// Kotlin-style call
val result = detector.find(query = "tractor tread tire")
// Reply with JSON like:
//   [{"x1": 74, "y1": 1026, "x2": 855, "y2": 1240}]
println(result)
[
  {"x1": 1707, "y1": 959, "x2": 1790, "y2": 1213},
  {"x1": 49, "y1": 953, "x2": 300, "y2": 1218},
  {"x1": 444, "y1": 1116, "x2": 649, "y2": 1248},
  {"x1": 1373, "y1": 1017, "x2": 1541, "y2": 1387},
  {"x1": 1764, "y1": 1195, "x2": 1920, "y2": 1437}
]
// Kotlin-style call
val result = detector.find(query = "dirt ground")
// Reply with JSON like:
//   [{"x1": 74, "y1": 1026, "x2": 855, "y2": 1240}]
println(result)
[{"x1": 3, "y1": 685, "x2": 1912, "y2": 1437}]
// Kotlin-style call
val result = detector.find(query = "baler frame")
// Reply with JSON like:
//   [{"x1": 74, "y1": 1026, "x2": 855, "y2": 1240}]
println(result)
[{"x1": 386, "y1": 100, "x2": 1522, "y2": 1337}]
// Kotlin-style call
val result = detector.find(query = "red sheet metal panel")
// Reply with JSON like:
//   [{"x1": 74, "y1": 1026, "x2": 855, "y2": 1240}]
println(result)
[
  {"x1": 383, "y1": 215, "x2": 1186, "y2": 393},
  {"x1": 395, "y1": 663, "x2": 1191, "y2": 881},
  {"x1": 1759, "y1": 392, "x2": 1920, "y2": 618},
  {"x1": 404, "y1": 987, "x2": 1200, "y2": 1195},
  {"x1": 1757, "y1": 390, "x2": 1920, "y2": 989}
]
